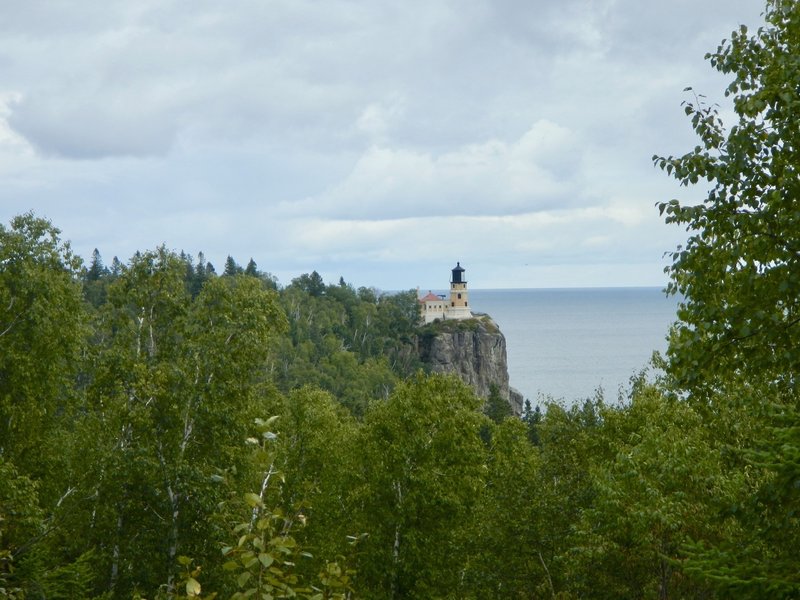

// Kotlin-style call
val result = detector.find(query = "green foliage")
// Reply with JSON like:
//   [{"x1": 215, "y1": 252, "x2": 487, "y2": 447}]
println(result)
[
  {"x1": 461, "y1": 418, "x2": 545, "y2": 598},
  {"x1": 654, "y1": 2, "x2": 800, "y2": 595},
  {"x1": 0, "y1": 213, "x2": 87, "y2": 478},
  {"x1": 272, "y1": 277, "x2": 422, "y2": 415},
  {"x1": 521, "y1": 399, "x2": 543, "y2": 445},
  {"x1": 418, "y1": 315, "x2": 484, "y2": 335},
  {"x1": 569, "y1": 387, "x2": 734, "y2": 599},
  {"x1": 223, "y1": 255, "x2": 243, "y2": 277},
  {"x1": 18, "y1": 204, "x2": 800, "y2": 598},
  {"x1": 63, "y1": 249, "x2": 288, "y2": 596},
  {"x1": 484, "y1": 382, "x2": 513, "y2": 424},
  {"x1": 188, "y1": 252, "x2": 216, "y2": 297},
  {"x1": 218, "y1": 417, "x2": 356, "y2": 600},
  {"x1": 83, "y1": 248, "x2": 111, "y2": 307},
  {"x1": 352, "y1": 374, "x2": 486, "y2": 599},
  {"x1": 654, "y1": 0, "x2": 800, "y2": 398},
  {"x1": 292, "y1": 271, "x2": 325, "y2": 297},
  {"x1": 273, "y1": 388, "x2": 358, "y2": 574},
  {"x1": 0, "y1": 458, "x2": 100, "y2": 599},
  {"x1": 0, "y1": 458, "x2": 43, "y2": 597},
  {"x1": 679, "y1": 400, "x2": 800, "y2": 599},
  {"x1": 527, "y1": 398, "x2": 602, "y2": 596}
]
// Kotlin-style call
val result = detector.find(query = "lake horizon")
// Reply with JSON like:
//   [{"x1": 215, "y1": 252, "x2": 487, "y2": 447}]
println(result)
[{"x1": 466, "y1": 287, "x2": 679, "y2": 405}]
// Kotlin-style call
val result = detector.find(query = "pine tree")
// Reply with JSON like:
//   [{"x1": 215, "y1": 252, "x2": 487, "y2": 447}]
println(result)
[
  {"x1": 224, "y1": 255, "x2": 241, "y2": 277},
  {"x1": 244, "y1": 258, "x2": 259, "y2": 277},
  {"x1": 86, "y1": 248, "x2": 107, "y2": 282}
]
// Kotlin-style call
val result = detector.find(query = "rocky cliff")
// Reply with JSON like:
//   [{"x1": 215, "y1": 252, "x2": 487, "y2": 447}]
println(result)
[{"x1": 417, "y1": 314, "x2": 523, "y2": 415}]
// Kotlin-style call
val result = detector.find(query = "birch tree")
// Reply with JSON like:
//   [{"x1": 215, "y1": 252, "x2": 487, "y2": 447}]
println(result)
[
  {"x1": 71, "y1": 249, "x2": 286, "y2": 596},
  {"x1": 352, "y1": 374, "x2": 485, "y2": 599}
]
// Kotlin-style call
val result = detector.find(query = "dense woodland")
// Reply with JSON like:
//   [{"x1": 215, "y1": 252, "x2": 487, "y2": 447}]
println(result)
[{"x1": 3, "y1": 2, "x2": 800, "y2": 598}]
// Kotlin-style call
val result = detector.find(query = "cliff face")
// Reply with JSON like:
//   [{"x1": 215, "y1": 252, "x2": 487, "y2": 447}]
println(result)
[{"x1": 418, "y1": 315, "x2": 523, "y2": 415}]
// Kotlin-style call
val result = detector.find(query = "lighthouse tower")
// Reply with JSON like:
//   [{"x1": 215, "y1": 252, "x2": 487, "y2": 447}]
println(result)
[{"x1": 448, "y1": 262, "x2": 472, "y2": 320}]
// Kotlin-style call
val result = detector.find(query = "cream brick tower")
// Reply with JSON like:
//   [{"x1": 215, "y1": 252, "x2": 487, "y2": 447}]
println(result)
[{"x1": 448, "y1": 262, "x2": 472, "y2": 320}]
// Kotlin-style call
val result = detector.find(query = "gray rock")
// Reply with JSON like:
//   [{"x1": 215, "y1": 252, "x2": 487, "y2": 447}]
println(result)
[{"x1": 418, "y1": 314, "x2": 522, "y2": 416}]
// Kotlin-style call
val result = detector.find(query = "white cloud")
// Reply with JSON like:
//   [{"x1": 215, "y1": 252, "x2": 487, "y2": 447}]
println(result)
[
  {"x1": 356, "y1": 95, "x2": 406, "y2": 142},
  {"x1": 281, "y1": 119, "x2": 584, "y2": 220},
  {"x1": 0, "y1": 93, "x2": 35, "y2": 161},
  {"x1": 0, "y1": 0, "x2": 768, "y2": 288}
]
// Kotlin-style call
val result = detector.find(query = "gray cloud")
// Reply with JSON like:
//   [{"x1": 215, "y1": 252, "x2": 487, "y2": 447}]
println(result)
[{"x1": 0, "y1": 0, "x2": 767, "y2": 288}]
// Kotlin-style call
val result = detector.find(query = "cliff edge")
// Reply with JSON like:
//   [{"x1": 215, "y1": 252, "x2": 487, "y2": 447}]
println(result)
[{"x1": 417, "y1": 314, "x2": 523, "y2": 415}]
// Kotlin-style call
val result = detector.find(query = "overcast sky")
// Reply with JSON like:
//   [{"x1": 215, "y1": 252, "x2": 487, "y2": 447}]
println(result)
[{"x1": 0, "y1": 0, "x2": 764, "y2": 291}]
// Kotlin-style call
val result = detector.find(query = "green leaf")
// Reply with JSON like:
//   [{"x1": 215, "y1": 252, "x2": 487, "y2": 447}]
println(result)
[
  {"x1": 244, "y1": 492, "x2": 264, "y2": 508},
  {"x1": 223, "y1": 560, "x2": 239, "y2": 571},
  {"x1": 243, "y1": 554, "x2": 259, "y2": 569},
  {"x1": 237, "y1": 571, "x2": 251, "y2": 588},
  {"x1": 258, "y1": 553, "x2": 274, "y2": 568},
  {"x1": 185, "y1": 577, "x2": 201, "y2": 597}
]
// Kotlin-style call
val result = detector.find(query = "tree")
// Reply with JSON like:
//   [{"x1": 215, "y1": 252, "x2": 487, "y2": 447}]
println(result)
[
  {"x1": 483, "y1": 382, "x2": 513, "y2": 424},
  {"x1": 190, "y1": 252, "x2": 216, "y2": 296},
  {"x1": 85, "y1": 248, "x2": 106, "y2": 281},
  {"x1": 569, "y1": 387, "x2": 735, "y2": 599},
  {"x1": 0, "y1": 215, "x2": 101, "y2": 598},
  {"x1": 654, "y1": 1, "x2": 800, "y2": 398},
  {"x1": 110, "y1": 255, "x2": 122, "y2": 277},
  {"x1": 0, "y1": 457, "x2": 45, "y2": 596},
  {"x1": 521, "y1": 399, "x2": 543, "y2": 445},
  {"x1": 654, "y1": 2, "x2": 800, "y2": 595},
  {"x1": 244, "y1": 258, "x2": 259, "y2": 277},
  {"x1": 83, "y1": 248, "x2": 111, "y2": 307},
  {"x1": 460, "y1": 418, "x2": 544, "y2": 598},
  {"x1": 69, "y1": 250, "x2": 287, "y2": 596},
  {"x1": 352, "y1": 374, "x2": 486, "y2": 599},
  {"x1": 292, "y1": 271, "x2": 326, "y2": 297},
  {"x1": 273, "y1": 387, "x2": 359, "y2": 579},
  {"x1": 224, "y1": 255, "x2": 242, "y2": 277},
  {"x1": 0, "y1": 213, "x2": 86, "y2": 479},
  {"x1": 525, "y1": 399, "x2": 603, "y2": 596}
]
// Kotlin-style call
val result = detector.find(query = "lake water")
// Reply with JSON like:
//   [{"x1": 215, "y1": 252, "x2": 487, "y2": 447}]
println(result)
[{"x1": 468, "y1": 288, "x2": 680, "y2": 405}]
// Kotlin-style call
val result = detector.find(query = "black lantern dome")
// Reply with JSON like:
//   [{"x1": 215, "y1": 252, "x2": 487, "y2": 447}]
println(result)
[{"x1": 451, "y1": 262, "x2": 465, "y2": 284}]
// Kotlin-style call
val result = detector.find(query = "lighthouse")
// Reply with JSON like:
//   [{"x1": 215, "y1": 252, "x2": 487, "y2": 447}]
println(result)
[
  {"x1": 419, "y1": 263, "x2": 473, "y2": 324},
  {"x1": 448, "y1": 262, "x2": 472, "y2": 320}
]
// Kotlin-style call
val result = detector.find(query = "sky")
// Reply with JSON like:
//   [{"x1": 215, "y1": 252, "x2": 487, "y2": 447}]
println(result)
[{"x1": 0, "y1": 0, "x2": 765, "y2": 291}]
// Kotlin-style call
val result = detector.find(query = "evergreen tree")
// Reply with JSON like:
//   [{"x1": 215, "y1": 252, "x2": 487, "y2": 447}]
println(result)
[
  {"x1": 483, "y1": 383, "x2": 513, "y2": 424},
  {"x1": 292, "y1": 271, "x2": 325, "y2": 297},
  {"x1": 224, "y1": 255, "x2": 242, "y2": 276},
  {"x1": 86, "y1": 248, "x2": 107, "y2": 282},
  {"x1": 83, "y1": 248, "x2": 110, "y2": 307},
  {"x1": 521, "y1": 399, "x2": 542, "y2": 445},
  {"x1": 191, "y1": 252, "x2": 211, "y2": 296},
  {"x1": 110, "y1": 256, "x2": 122, "y2": 277}
]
